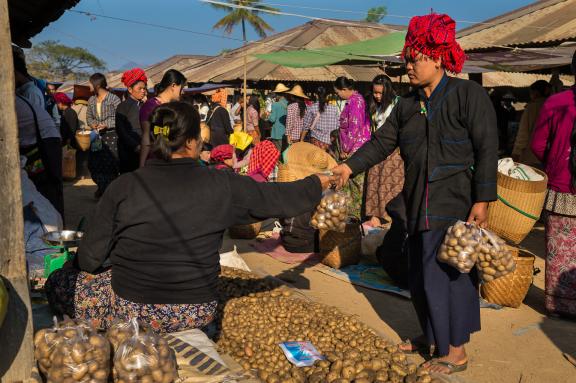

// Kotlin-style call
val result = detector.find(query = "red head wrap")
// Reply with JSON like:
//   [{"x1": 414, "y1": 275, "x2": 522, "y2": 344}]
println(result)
[
  {"x1": 53, "y1": 92, "x2": 72, "y2": 106},
  {"x1": 402, "y1": 13, "x2": 466, "y2": 74},
  {"x1": 211, "y1": 144, "x2": 234, "y2": 163},
  {"x1": 121, "y1": 68, "x2": 148, "y2": 88}
]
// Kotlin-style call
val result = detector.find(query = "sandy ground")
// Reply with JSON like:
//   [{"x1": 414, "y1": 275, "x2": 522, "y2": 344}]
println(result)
[{"x1": 63, "y1": 180, "x2": 576, "y2": 383}]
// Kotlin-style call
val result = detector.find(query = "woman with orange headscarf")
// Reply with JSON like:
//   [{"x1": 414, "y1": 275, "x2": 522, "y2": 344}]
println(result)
[
  {"x1": 332, "y1": 14, "x2": 498, "y2": 375},
  {"x1": 116, "y1": 68, "x2": 148, "y2": 173}
]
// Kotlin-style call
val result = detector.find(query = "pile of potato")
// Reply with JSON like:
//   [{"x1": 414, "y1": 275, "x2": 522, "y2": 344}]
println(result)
[
  {"x1": 311, "y1": 191, "x2": 351, "y2": 232},
  {"x1": 217, "y1": 268, "x2": 438, "y2": 383},
  {"x1": 476, "y1": 232, "x2": 516, "y2": 282},
  {"x1": 437, "y1": 221, "x2": 516, "y2": 280},
  {"x1": 113, "y1": 332, "x2": 178, "y2": 383},
  {"x1": 47, "y1": 332, "x2": 110, "y2": 383}
]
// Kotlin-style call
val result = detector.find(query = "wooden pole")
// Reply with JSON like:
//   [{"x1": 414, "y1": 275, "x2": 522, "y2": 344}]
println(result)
[
  {"x1": 242, "y1": 19, "x2": 247, "y2": 133},
  {"x1": 0, "y1": 0, "x2": 35, "y2": 380}
]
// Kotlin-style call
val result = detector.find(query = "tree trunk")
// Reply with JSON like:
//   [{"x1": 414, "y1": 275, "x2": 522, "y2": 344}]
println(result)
[
  {"x1": 242, "y1": 18, "x2": 247, "y2": 134},
  {"x1": 0, "y1": 0, "x2": 35, "y2": 380}
]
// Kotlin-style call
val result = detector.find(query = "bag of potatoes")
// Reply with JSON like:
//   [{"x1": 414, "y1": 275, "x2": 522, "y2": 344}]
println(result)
[
  {"x1": 310, "y1": 190, "x2": 352, "y2": 232},
  {"x1": 437, "y1": 221, "x2": 516, "y2": 280},
  {"x1": 47, "y1": 328, "x2": 110, "y2": 383},
  {"x1": 113, "y1": 322, "x2": 178, "y2": 383},
  {"x1": 107, "y1": 318, "x2": 142, "y2": 353},
  {"x1": 34, "y1": 318, "x2": 96, "y2": 376},
  {"x1": 437, "y1": 221, "x2": 482, "y2": 273},
  {"x1": 475, "y1": 229, "x2": 516, "y2": 282}
]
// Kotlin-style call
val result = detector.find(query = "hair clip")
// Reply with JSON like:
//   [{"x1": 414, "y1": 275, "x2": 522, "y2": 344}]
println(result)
[{"x1": 153, "y1": 125, "x2": 170, "y2": 137}]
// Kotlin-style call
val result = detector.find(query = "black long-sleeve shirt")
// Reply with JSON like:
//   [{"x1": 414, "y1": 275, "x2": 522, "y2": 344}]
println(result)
[
  {"x1": 77, "y1": 158, "x2": 322, "y2": 304},
  {"x1": 346, "y1": 76, "x2": 498, "y2": 233},
  {"x1": 115, "y1": 97, "x2": 142, "y2": 172},
  {"x1": 207, "y1": 106, "x2": 234, "y2": 147}
]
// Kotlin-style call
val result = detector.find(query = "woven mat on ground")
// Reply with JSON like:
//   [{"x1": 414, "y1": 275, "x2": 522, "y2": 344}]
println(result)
[
  {"x1": 316, "y1": 264, "x2": 411, "y2": 299},
  {"x1": 251, "y1": 233, "x2": 322, "y2": 264}
]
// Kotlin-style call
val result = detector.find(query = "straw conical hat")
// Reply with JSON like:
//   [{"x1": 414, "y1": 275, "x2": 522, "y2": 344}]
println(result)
[
  {"x1": 286, "y1": 85, "x2": 309, "y2": 99},
  {"x1": 273, "y1": 83, "x2": 290, "y2": 93},
  {"x1": 281, "y1": 142, "x2": 337, "y2": 181}
]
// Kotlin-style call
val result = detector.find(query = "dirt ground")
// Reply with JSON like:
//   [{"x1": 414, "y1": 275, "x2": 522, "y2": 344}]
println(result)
[{"x1": 63, "y1": 180, "x2": 576, "y2": 383}]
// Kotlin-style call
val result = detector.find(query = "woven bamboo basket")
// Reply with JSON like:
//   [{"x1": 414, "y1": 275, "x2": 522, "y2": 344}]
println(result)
[
  {"x1": 62, "y1": 147, "x2": 76, "y2": 180},
  {"x1": 319, "y1": 221, "x2": 362, "y2": 269},
  {"x1": 75, "y1": 131, "x2": 91, "y2": 151},
  {"x1": 480, "y1": 248, "x2": 536, "y2": 308},
  {"x1": 487, "y1": 167, "x2": 548, "y2": 244},
  {"x1": 229, "y1": 222, "x2": 262, "y2": 240},
  {"x1": 277, "y1": 164, "x2": 298, "y2": 183},
  {"x1": 233, "y1": 123, "x2": 243, "y2": 133},
  {"x1": 200, "y1": 122, "x2": 211, "y2": 143}
]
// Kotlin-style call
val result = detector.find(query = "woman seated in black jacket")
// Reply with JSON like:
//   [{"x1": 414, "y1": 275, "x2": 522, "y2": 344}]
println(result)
[{"x1": 46, "y1": 101, "x2": 333, "y2": 333}]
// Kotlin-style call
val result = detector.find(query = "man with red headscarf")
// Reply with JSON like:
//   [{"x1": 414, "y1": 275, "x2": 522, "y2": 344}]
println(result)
[
  {"x1": 116, "y1": 68, "x2": 148, "y2": 173},
  {"x1": 332, "y1": 13, "x2": 498, "y2": 375}
]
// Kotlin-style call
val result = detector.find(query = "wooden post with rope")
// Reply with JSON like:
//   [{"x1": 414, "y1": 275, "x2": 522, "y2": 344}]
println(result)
[{"x1": 0, "y1": 0, "x2": 35, "y2": 380}]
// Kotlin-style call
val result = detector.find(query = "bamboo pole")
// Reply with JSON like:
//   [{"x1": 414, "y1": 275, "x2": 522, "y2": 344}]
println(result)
[{"x1": 0, "y1": 0, "x2": 35, "y2": 380}]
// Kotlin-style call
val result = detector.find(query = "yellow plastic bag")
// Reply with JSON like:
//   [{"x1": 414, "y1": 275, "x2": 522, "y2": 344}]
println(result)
[{"x1": 229, "y1": 131, "x2": 253, "y2": 151}]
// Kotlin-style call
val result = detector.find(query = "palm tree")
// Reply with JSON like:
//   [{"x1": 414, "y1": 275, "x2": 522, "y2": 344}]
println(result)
[
  {"x1": 208, "y1": 0, "x2": 279, "y2": 133},
  {"x1": 209, "y1": 0, "x2": 279, "y2": 42}
]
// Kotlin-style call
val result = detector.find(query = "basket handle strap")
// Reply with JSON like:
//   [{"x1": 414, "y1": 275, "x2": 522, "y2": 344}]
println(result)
[{"x1": 496, "y1": 194, "x2": 540, "y2": 221}]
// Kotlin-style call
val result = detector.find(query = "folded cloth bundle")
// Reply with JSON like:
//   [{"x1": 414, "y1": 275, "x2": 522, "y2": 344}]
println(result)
[{"x1": 497, "y1": 158, "x2": 544, "y2": 181}]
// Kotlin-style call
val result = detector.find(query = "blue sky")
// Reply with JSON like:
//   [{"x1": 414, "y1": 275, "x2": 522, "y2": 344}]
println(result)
[{"x1": 31, "y1": 0, "x2": 533, "y2": 70}]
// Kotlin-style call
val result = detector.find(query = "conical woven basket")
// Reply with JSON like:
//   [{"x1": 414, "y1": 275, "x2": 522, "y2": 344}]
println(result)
[
  {"x1": 480, "y1": 248, "x2": 536, "y2": 308},
  {"x1": 228, "y1": 222, "x2": 262, "y2": 240},
  {"x1": 319, "y1": 221, "x2": 362, "y2": 269},
  {"x1": 487, "y1": 167, "x2": 548, "y2": 244}
]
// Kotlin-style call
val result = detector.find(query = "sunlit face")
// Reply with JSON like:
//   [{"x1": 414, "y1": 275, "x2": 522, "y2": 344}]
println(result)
[
  {"x1": 170, "y1": 83, "x2": 184, "y2": 101},
  {"x1": 128, "y1": 81, "x2": 147, "y2": 101},
  {"x1": 372, "y1": 84, "x2": 384, "y2": 103},
  {"x1": 335, "y1": 87, "x2": 354, "y2": 100},
  {"x1": 47, "y1": 84, "x2": 57, "y2": 95},
  {"x1": 404, "y1": 48, "x2": 442, "y2": 88}
]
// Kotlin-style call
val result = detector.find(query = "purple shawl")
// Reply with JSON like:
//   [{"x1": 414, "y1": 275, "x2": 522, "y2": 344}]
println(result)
[{"x1": 339, "y1": 91, "x2": 370, "y2": 155}]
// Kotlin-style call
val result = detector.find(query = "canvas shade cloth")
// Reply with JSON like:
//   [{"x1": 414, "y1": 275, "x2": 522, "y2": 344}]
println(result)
[{"x1": 255, "y1": 32, "x2": 406, "y2": 68}]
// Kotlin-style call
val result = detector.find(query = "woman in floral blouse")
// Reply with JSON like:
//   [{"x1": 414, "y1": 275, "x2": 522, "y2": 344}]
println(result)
[{"x1": 335, "y1": 77, "x2": 371, "y2": 159}]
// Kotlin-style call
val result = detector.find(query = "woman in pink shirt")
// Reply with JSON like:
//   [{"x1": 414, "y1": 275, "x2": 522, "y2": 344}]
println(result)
[{"x1": 530, "y1": 51, "x2": 576, "y2": 318}]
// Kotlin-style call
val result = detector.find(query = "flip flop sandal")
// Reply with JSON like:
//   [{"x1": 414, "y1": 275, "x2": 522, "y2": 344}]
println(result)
[
  {"x1": 399, "y1": 339, "x2": 430, "y2": 354},
  {"x1": 425, "y1": 359, "x2": 468, "y2": 375}
]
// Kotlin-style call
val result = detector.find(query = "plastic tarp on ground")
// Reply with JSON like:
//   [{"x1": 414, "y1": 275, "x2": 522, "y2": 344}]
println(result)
[{"x1": 255, "y1": 32, "x2": 406, "y2": 68}]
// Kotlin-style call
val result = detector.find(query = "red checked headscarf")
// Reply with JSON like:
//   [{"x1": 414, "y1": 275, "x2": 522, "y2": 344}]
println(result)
[
  {"x1": 211, "y1": 144, "x2": 234, "y2": 162},
  {"x1": 402, "y1": 13, "x2": 466, "y2": 74},
  {"x1": 248, "y1": 141, "x2": 280, "y2": 181},
  {"x1": 121, "y1": 68, "x2": 148, "y2": 88},
  {"x1": 53, "y1": 92, "x2": 72, "y2": 106}
]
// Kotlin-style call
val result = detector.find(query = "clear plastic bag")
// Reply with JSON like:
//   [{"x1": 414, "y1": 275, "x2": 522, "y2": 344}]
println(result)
[
  {"x1": 437, "y1": 221, "x2": 483, "y2": 273},
  {"x1": 437, "y1": 221, "x2": 516, "y2": 279},
  {"x1": 34, "y1": 317, "x2": 96, "y2": 375},
  {"x1": 47, "y1": 328, "x2": 110, "y2": 383},
  {"x1": 113, "y1": 321, "x2": 178, "y2": 383},
  {"x1": 107, "y1": 318, "x2": 140, "y2": 353},
  {"x1": 475, "y1": 229, "x2": 516, "y2": 282},
  {"x1": 310, "y1": 190, "x2": 352, "y2": 233}
]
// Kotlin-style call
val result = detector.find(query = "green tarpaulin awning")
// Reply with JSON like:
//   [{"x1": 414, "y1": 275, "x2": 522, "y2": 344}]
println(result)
[{"x1": 255, "y1": 32, "x2": 406, "y2": 68}]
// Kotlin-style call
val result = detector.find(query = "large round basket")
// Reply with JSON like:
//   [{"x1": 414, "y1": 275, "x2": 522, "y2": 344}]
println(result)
[
  {"x1": 319, "y1": 221, "x2": 362, "y2": 269},
  {"x1": 229, "y1": 222, "x2": 262, "y2": 240},
  {"x1": 200, "y1": 122, "x2": 211, "y2": 143},
  {"x1": 487, "y1": 167, "x2": 547, "y2": 244},
  {"x1": 277, "y1": 164, "x2": 298, "y2": 183},
  {"x1": 75, "y1": 131, "x2": 91, "y2": 151},
  {"x1": 480, "y1": 248, "x2": 535, "y2": 308}
]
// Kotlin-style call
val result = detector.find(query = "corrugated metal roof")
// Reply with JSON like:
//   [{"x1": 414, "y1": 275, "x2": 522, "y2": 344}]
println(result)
[
  {"x1": 9, "y1": 0, "x2": 80, "y2": 47},
  {"x1": 457, "y1": 0, "x2": 576, "y2": 50},
  {"x1": 183, "y1": 19, "x2": 405, "y2": 83}
]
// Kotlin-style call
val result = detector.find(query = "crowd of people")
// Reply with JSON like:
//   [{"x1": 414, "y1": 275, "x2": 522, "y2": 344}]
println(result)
[{"x1": 12, "y1": 11, "x2": 575, "y2": 377}]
